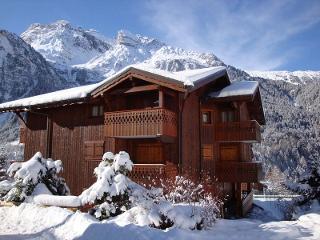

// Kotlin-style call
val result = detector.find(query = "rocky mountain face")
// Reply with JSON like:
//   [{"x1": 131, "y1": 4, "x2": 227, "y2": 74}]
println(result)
[
  {"x1": 0, "y1": 29, "x2": 75, "y2": 145},
  {"x1": 0, "y1": 29, "x2": 71, "y2": 102},
  {"x1": 1, "y1": 20, "x2": 319, "y2": 185}
]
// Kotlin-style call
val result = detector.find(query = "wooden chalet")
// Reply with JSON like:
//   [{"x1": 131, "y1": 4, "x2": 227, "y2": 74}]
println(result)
[{"x1": 0, "y1": 65, "x2": 265, "y2": 217}]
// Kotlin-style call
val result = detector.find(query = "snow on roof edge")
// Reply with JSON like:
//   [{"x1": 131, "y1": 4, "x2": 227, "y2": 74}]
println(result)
[
  {"x1": 208, "y1": 81, "x2": 259, "y2": 99},
  {"x1": 0, "y1": 65, "x2": 227, "y2": 111}
]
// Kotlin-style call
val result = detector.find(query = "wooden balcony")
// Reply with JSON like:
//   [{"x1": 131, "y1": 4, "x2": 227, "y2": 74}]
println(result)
[
  {"x1": 215, "y1": 120, "x2": 261, "y2": 143},
  {"x1": 104, "y1": 108, "x2": 177, "y2": 138},
  {"x1": 215, "y1": 161, "x2": 263, "y2": 183},
  {"x1": 129, "y1": 163, "x2": 178, "y2": 186}
]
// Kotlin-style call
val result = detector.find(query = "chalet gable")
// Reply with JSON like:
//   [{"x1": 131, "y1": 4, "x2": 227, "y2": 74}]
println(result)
[{"x1": 0, "y1": 65, "x2": 228, "y2": 112}]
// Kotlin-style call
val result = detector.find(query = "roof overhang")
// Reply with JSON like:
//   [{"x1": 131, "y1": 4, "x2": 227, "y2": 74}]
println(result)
[
  {"x1": 0, "y1": 97, "x2": 89, "y2": 113},
  {"x1": 0, "y1": 65, "x2": 229, "y2": 113},
  {"x1": 205, "y1": 81, "x2": 265, "y2": 125},
  {"x1": 91, "y1": 67, "x2": 187, "y2": 97}
]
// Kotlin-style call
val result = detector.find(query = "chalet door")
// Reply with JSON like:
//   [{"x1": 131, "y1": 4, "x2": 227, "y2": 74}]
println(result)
[{"x1": 133, "y1": 142, "x2": 163, "y2": 164}]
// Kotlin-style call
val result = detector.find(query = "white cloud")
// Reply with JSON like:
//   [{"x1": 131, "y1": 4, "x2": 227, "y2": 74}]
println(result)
[{"x1": 142, "y1": 0, "x2": 320, "y2": 70}]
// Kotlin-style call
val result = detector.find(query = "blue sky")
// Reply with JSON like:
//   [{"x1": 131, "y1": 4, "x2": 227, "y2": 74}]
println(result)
[{"x1": 1, "y1": 0, "x2": 320, "y2": 71}]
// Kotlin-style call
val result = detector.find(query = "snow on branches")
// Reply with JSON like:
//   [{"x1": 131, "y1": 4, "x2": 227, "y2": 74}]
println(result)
[
  {"x1": 80, "y1": 151, "x2": 221, "y2": 230},
  {"x1": 0, "y1": 152, "x2": 69, "y2": 202},
  {"x1": 80, "y1": 151, "x2": 133, "y2": 220}
]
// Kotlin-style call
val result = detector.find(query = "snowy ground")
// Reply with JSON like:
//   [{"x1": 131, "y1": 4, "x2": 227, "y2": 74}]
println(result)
[{"x1": 0, "y1": 203, "x2": 319, "y2": 240}]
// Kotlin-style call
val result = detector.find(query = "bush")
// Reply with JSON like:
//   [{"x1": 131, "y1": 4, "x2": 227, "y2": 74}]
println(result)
[
  {"x1": 80, "y1": 152, "x2": 222, "y2": 230},
  {"x1": 0, "y1": 152, "x2": 69, "y2": 202},
  {"x1": 80, "y1": 151, "x2": 133, "y2": 220},
  {"x1": 160, "y1": 174, "x2": 222, "y2": 229}
]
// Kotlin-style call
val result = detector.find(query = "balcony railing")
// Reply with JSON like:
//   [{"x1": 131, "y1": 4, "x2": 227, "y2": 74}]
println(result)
[
  {"x1": 104, "y1": 108, "x2": 177, "y2": 137},
  {"x1": 214, "y1": 120, "x2": 261, "y2": 142},
  {"x1": 129, "y1": 163, "x2": 178, "y2": 186},
  {"x1": 215, "y1": 161, "x2": 263, "y2": 183}
]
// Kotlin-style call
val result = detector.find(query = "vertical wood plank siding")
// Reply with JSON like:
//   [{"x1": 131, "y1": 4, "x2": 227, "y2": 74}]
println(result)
[
  {"x1": 53, "y1": 105, "x2": 104, "y2": 194},
  {"x1": 24, "y1": 105, "x2": 104, "y2": 195},
  {"x1": 24, "y1": 113, "x2": 48, "y2": 159},
  {"x1": 181, "y1": 92, "x2": 200, "y2": 176}
]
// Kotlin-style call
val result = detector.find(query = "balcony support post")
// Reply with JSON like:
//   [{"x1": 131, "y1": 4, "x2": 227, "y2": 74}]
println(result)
[
  {"x1": 235, "y1": 182, "x2": 242, "y2": 217},
  {"x1": 159, "y1": 89, "x2": 164, "y2": 108}
]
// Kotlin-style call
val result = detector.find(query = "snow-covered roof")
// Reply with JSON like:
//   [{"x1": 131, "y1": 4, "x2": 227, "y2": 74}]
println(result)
[
  {"x1": 0, "y1": 64, "x2": 227, "y2": 111},
  {"x1": 0, "y1": 84, "x2": 98, "y2": 111},
  {"x1": 132, "y1": 64, "x2": 226, "y2": 87},
  {"x1": 208, "y1": 81, "x2": 259, "y2": 99}
]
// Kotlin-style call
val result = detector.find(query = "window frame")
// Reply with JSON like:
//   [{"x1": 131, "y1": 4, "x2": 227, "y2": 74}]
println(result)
[
  {"x1": 221, "y1": 110, "x2": 236, "y2": 122},
  {"x1": 201, "y1": 110, "x2": 213, "y2": 125},
  {"x1": 90, "y1": 104, "x2": 104, "y2": 118}
]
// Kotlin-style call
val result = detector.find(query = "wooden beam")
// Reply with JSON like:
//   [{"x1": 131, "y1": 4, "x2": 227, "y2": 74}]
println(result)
[
  {"x1": 125, "y1": 84, "x2": 159, "y2": 94},
  {"x1": 15, "y1": 112, "x2": 26, "y2": 126},
  {"x1": 159, "y1": 88, "x2": 164, "y2": 107},
  {"x1": 91, "y1": 68, "x2": 187, "y2": 98},
  {"x1": 46, "y1": 115, "x2": 53, "y2": 158}
]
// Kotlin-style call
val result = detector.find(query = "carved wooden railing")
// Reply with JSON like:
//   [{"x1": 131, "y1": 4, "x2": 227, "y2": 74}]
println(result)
[
  {"x1": 242, "y1": 190, "x2": 253, "y2": 216},
  {"x1": 215, "y1": 120, "x2": 261, "y2": 143},
  {"x1": 104, "y1": 108, "x2": 177, "y2": 137},
  {"x1": 129, "y1": 163, "x2": 178, "y2": 186},
  {"x1": 215, "y1": 161, "x2": 263, "y2": 183}
]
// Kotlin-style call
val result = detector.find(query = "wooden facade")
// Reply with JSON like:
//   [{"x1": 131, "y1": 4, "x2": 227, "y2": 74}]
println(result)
[{"x1": 6, "y1": 67, "x2": 265, "y2": 218}]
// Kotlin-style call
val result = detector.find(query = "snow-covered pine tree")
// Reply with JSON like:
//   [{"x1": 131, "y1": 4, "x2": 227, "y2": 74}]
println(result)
[
  {"x1": 80, "y1": 151, "x2": 133, "y2": 220},
  {"x1": 290, "y1": 165, "x2": 320, "y2": 205},
  {"x1": 0, "y1": 152, "x2": 69, "y2": 202},
  {"x1": 80, "y1": 151, "x2": 222, "y2": 230}
]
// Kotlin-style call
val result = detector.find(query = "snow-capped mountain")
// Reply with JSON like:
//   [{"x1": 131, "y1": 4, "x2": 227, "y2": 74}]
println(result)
[
  {"x1": 248, "y1": 70, "x2": 320, "y2": 85},
  {"x1": 0, "y1": 29, "x2": 75, "y2": 144},
  {"x1": 21, "y1": 20, "x2": 227, "y2": 84},
  {"x1": 1, "y1": 20, "x2": 319, "y2": 185},
  {"x1": 0, "y1": 29, "x2": 70, "y2": 103},
  {"x1": 21, "y1": 20, "x2": 112, "y2": 67}
]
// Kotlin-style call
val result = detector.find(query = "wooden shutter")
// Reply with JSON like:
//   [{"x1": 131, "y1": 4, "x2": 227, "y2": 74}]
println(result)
[
  {"x1": 220, "y1": 144, "x2": 239, "y2": 161},
  {"x1": 202, "y1": 144, "x2": 213, "y2": 160},
  {"x1": 134, "y1": 143, "x2": 163, "y2": 164},
  {"x1": 84, "y1": 141, "x2": 105, "y2": 160}
]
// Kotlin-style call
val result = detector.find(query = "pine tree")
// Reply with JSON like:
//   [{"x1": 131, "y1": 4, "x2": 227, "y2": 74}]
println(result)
[
  {"x1": 0, "y1": 152, "x2": 69, "y2": 202},
  {"x1": 80, "y1": 151, "x2": 133, "y2": 220}
]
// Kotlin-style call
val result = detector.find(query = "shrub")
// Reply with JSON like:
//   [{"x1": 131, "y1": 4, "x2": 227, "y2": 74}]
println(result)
[
  {"x1": 160, "y1": 173, "x2": 222, "y2": 229},
  {"x1": 81, "y1": 152, "x2": 222, "y2": 230},
  {"x1": 0, "y1": 152, "x2": 69, "y2": 202},
  {"x1": 80, "y1": 151, "x2": 133, "y2": 220}
]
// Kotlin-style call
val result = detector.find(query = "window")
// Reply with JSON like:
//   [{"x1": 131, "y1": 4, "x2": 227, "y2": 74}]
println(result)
[
  {"x1": 221, "y1": 111, "x2": 235, "y2": 122},
  {"x1": 91, "y1": 105, "x2": 104, "y2": 117},
  {"x1": 202, "y1": 111, "x2": 212, "y2": 124}
]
